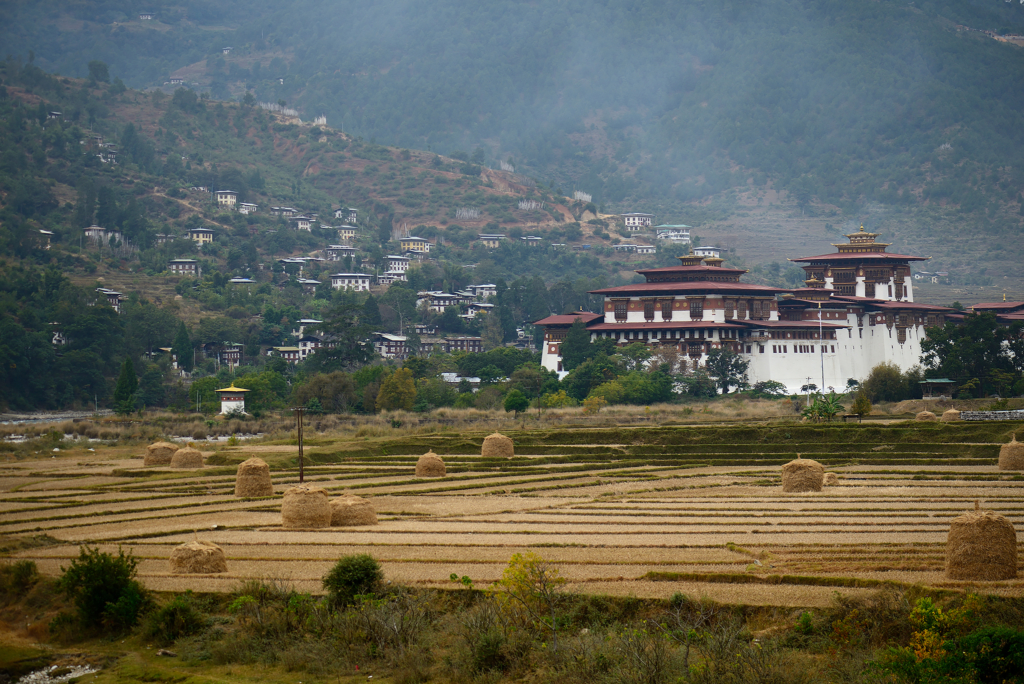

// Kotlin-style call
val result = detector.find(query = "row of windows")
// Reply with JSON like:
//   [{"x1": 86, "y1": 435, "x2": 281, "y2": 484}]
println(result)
[{"x1": 771, "y1": 345, "x2": 837, "y2": 354}]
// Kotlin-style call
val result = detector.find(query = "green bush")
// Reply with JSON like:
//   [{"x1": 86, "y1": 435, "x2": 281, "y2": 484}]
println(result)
[
  {"x1": 0, "y1": 560, "x2": 39, "y2": 600},
  {"x1": 142, "y1": 592, "x2": 208, "y2": 646},
  {"x1": 55, "y1": 545, "x2": 149, "y2": 633},
  {"x1": 322, "y1": 554, "x2": 383, "y2": 606},
  {"x1": 950, "y1": 626, "x2": 1024, "y2": 683}
]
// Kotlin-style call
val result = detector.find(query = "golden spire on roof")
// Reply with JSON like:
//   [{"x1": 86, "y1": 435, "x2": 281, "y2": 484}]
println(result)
[
  {"x1": 832, "y1": 225, "x2": 890, "y2": 253},
  {"x1": 216, "y1": 383, "x2": 250, "y2": 392}
]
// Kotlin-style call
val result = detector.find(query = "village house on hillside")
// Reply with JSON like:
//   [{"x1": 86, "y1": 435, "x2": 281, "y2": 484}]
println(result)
[
  {"x1": 325, "y1": 245, "x2": 358, "y2": 261},
  {"x1": 334, "y1": 207, "x2": 358, "y2": 222},
  {"x1": 290, "y1": 216, "x2": 314, "y2": 231},
  {"x1": 330, "y1": 273, "x2": 371, "y2": 291},
  {"x1": 622, "y1": 212, "x2": 654, "y2": 231},
  {"x1": 84, "y1": 225, "x2": 123, "y2": 243},
  {"x1": 478, "y1": 234, "x2": 505, "y2": 248},
  {"x1": 385, "y1": 255, "x2": 410, "y2": 273},
  {"x1": 188, "y1": 227, "x2": 214, "y2": 245},
  {"x1": 95, "y1": 287, "x2": 124, "y2": 313},
  {"x1": 400, "y1": 236, "x2": 432, "y2": 253},
  {"x1": 655, "y1": 225, "x2": 691, "y2": 243},
  {"x1": 168, "y1": 258, "x2": 199, "y2": 276},
  {"x1": 216, "y1": 190, "x2": 237, "y2": 208}
]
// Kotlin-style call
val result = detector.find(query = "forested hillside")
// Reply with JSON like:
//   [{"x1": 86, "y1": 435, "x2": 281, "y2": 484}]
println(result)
[
  {"x1": 5, "y1": 0, "x2": 1024, "y2": 213},
  {"x1": 0, "y1": 61, "x2": 641, "y2": 410}
]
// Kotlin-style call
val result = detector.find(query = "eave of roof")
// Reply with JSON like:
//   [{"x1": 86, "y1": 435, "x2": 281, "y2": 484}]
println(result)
[
  {"x1": 587, "y1": 321, "x2": 746, "y2": 330},
  {"x1": 867, "y1": 301, "x2": 953, "y2": 311},
  {"x1": 534, "y1": 312, "x2": 602, "y2": 326},
  {"x1": 589, "y1": 282, "x2": 782, "y2": 295},
  {"x1": 971, "y1": 302, "x2": 1024, "y2": 310},
  {"x1": 635, "y1": 265, "x2": 747, "y2": 276},
  {"x1": 777, "y1": 298, "x2": 849, "y2": 307},
  {"x1": 790, "y1": 252, "x2": 928, "y2": 262},
  {"x1": 731, "y1": 320, "x2": 849, "y2": 329}
]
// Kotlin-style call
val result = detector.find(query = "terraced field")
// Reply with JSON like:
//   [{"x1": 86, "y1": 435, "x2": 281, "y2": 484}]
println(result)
[{"x1": 3, "y1": 422, "x2": 1023, "y2": 607}]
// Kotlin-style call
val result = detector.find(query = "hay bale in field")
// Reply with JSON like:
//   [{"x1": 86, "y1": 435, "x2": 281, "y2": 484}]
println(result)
[
  {"x1": 940, "y1": 409, "x2": 961, "y2": 423},
  {"x1": 330, "y1": 493, "x2": 378, "y2": 526},
  {"x1": 946, "y1": 503, "x2": 1018, "y2": 581},
  {"x1": 169, "y1": 540, "x2": 227, "y2": 574},
  {"x1": 915, "y1": 411, "x2": 938, "y2": 422},
  {"x1": 234, "y1": 457, "x2": 274, "y2": 497},
  {"x1": 416, "y1": 450, "x2": 446, "y2": 477},
  {"x1": 823, "y1": 472, "x2": 840, "y2": 486},
  {"x1": 998, "y1": 434, "x2": 1024, "y2": 471},
  {"x1": 144, "y1": 441, "x2": 177, "y2": 466},
  {"x1": 481, "y1": 432, "x2": 514, "y2": 458},
  {"x1": 781, "y1": 455, "x2": 824, "y2": 492},
  {"x1": 170, "y1": 446, "x2": 204, "y2": 468},
  {"x1": 281, "y1": 485, "x2": 331, "y2": 528}
]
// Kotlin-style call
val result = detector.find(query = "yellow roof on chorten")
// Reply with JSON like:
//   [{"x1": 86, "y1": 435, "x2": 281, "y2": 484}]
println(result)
[{"x1": 215, "y1": 383, "x2": 250, "y2": 393}]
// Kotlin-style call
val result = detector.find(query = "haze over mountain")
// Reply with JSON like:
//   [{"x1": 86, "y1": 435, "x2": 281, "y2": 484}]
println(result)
[{"x1": 6, "y1": 0, "x2": 1024, "y2": 214}]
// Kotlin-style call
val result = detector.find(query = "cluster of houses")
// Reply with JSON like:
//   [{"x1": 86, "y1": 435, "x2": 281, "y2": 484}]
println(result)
[
  {"x1": 76, "y1": 134, "x2": 118, "y2": 164},
  {"x1": 476, "y1": 233, "x2": 544, "y2": 248},
  {"x1": 913, "y1": 270, "x2": 950, "y2": 284}
]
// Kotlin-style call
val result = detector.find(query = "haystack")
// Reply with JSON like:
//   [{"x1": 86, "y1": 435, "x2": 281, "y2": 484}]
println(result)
[
  {"x1": 145, "y1": 441, "x2": 177, "y2": 466},
  {"x1": 170, "y1": 446, "x2": 204, "y2": 468},
  {"x1": 781, "y1": 455, "x2": 824, "y2": 492},
  {"x1": 234, "y1": 457, "x2": 274, "y2": 497},
  {"x1": 416, "y1": 450, "x2": 446, "y2": 477},
  {"x1": 940, "y1": 409, "x2": 961, "y2": 423},
  {"x1": 169, "y1": 540, "x2": 227, "y2": 574},
  {"x1": 281, "y1": 485, "x2": 331, "y2": 528},
  {"x1": 823, "y1": 472, "x2": 840, "y2": 486},
  {"x1": 481, "y1": 432, "x2": 514, "y2": 458},
  {"x1": 946, "y1": 503, "x2": 1018, "y2": 581},
  {"x1": 330, "y1": 493, "x2": 378, "y2": 526},
  {"x1": 915, "y1": 411, "x2": 938, "y2": 422},
  {"x1": 998, "y1": 434, "x2": 1024, "y2": 471}
]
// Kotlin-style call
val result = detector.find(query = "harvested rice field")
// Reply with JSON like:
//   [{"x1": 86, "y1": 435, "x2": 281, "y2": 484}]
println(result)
[{"x1": 3, "y1": 421, "x2": 1024, "y2": 607}]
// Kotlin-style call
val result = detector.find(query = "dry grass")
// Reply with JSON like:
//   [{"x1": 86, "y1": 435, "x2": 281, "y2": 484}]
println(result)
[{"x1": 4, "y1": 419, "x2": 1024, "y2": 608}]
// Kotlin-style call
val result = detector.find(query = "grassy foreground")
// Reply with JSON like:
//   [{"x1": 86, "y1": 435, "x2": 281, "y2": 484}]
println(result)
[{"x1": 2, "y1": 417, "x2": 1024, "y2": 683}]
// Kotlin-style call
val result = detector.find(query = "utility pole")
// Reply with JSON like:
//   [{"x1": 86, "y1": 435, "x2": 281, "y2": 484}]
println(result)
[
  {"x1": 805, "y1": 376, "x2": 813, "y2": 407},
  {"x1": 818, "y1": 302, "x2": 825, "y2": 393},
  {"x1": 291, "y1": 406, "x2": 306, "y2": 483}
]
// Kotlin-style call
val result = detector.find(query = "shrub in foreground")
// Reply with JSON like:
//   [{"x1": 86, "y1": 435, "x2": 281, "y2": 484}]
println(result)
[
  {"x1": 54, "y1": 545, "x2": 149, "y2": 634},
  {"x1": 323, "y1": 554, "x2": 383, "y2": 606}
]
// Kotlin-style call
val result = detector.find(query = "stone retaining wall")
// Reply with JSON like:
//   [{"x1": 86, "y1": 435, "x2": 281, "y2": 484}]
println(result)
[{"x1": 960, "y1": 410, "x2": 1024, "y2": 421}]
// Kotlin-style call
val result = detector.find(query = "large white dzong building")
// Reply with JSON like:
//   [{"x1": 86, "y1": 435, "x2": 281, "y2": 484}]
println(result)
[{"x1": 536, "y1": 229, "x2": 950, "y2": 393}]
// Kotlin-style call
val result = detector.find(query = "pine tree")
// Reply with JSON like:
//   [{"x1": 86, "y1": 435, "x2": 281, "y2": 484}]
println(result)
[
  {"x1": 171, "y1": 322, "x2": 193, "y2": 372},
  {"x1": 362, "y1": 295, "x2": 382, "y2": 327},
  {"x1": 851, "y1": 390, "x2": 872, "y2": 417},
  {"x1": 113, "y1": 357, "x2": 138, "y2": 403},
  {"x1": 482, "y1": 314, "x2": 503, "y2": 351},
  {"x1": 560, "y1": 318, "x2": 591, "y2": 372},
  {"x1": 113, "y1": 358, "x2": 138, "y2": 414}
]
